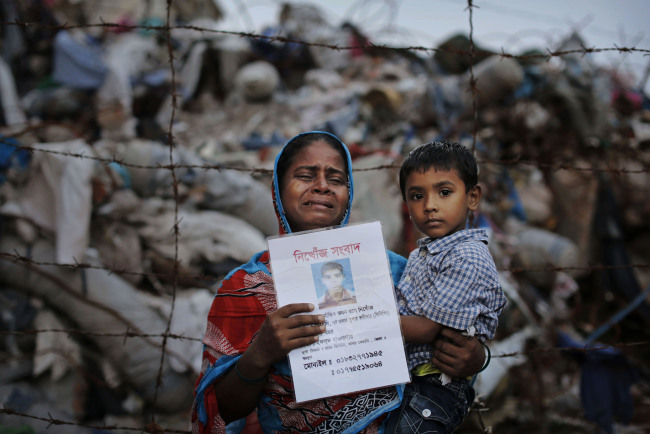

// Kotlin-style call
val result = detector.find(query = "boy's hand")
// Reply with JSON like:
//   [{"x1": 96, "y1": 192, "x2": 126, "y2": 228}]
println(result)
[{"x1": 431, "y1": 327, "x2": 485, "y2": 377}]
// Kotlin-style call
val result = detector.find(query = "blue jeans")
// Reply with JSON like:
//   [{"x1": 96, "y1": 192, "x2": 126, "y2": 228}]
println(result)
[{"x1": 385, "y1": 374, "x2": 474, "y2": 433}]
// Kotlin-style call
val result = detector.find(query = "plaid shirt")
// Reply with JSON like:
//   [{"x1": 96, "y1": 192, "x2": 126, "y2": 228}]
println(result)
[{"x1": 396, "y1": 229, "x2": 506, "y2": 370}]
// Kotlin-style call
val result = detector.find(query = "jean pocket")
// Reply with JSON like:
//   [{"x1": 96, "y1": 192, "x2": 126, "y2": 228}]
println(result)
[{"x1": 407, "y1": 392, "x2": 454, "y2": 424}]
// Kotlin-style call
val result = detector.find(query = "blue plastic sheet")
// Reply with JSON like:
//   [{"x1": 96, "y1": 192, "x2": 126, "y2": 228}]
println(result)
[
  {"x1": 0, "y1": 135, "x2": 30, "y2": 185},
  {"x1": 557, "y1": 331, "x2": 639, "y2": 434},
  {"x1": 52, "y1": 30, "x2": 108, "y2": 90}
]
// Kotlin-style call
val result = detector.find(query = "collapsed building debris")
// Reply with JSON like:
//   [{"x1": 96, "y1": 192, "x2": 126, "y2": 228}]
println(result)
[{"x1": 1, "y1": 1, "x2": 649, "y2": 433}]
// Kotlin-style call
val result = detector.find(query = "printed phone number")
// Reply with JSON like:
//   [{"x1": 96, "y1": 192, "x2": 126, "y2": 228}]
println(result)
[
  {"x1": 331, "y1": 361, "x2": 383, "y2": 375},
  {"x1": 336, "y1": 351, "x2": 383, "y2": 364},
  {"x1": 303, "y1": 351, "x2": 384, "y2": 370}
]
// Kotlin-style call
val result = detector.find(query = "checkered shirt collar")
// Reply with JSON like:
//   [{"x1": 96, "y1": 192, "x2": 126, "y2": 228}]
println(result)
[{"x1": 416, "y1": 228, "x2": 488, "y2": 255}]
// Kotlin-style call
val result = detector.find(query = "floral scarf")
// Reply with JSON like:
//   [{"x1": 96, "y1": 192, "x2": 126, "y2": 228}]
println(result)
[{"x1": 191, "y1": 132, "x2": 404, "y2": 433}]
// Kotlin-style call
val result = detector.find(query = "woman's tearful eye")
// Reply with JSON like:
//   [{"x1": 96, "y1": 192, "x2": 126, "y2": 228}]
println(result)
[{"x1": 296, "y1": 172, "x2": 313, "y2": 181}]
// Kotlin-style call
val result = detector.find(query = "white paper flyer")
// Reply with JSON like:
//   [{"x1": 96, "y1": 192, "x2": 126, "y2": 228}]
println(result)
[{"x1": 268, "y1": 221, "x2": 410, "y2": 403}]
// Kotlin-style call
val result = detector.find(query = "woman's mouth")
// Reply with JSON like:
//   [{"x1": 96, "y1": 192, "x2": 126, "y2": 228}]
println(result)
[{"x1": 305, "y1": 201, "x2": 333, "y2": 209}]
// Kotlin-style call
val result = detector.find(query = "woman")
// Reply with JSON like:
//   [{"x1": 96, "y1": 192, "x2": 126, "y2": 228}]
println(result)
[{"x1": 192, "y1": 131, "x2": 485, "y2": 433}]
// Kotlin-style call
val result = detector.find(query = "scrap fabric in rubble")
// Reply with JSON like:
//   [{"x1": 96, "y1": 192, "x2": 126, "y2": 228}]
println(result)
[{"x1": 1, "y1": 1, "x2": 649, "y2": 433}]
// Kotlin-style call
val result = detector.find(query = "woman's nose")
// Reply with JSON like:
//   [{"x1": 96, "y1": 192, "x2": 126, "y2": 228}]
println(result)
[{"x1": 313, "y1": 175, "x2": 330, "y2": 192}]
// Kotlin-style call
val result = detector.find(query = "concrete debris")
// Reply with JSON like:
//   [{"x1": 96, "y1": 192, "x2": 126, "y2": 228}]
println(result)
[{"x1": 0, "y1": 2, "x2": 649, "y2": 433}]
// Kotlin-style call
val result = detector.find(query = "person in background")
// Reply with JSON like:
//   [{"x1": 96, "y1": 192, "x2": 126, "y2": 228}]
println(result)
[
  {"x1": 386, "y1": 140, "x2": 506, "y2": 433},
  {"x1": 191, "y1": 132, "x2": 487, "y2": 433}
]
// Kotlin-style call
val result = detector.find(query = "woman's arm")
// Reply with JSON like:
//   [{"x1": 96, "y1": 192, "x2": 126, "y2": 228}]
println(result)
[
  {"x1": 431, "y1": 327, "x2": 486, "y2": 378},
  {"x1": 400, "y1": 318, "x2": 485, "y2": 377},
  {"x1": 214, "y1": 303, "x2": 325, "y2": 424}
]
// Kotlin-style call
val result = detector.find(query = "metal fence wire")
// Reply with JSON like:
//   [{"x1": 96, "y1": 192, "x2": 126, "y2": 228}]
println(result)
[{"x1": 0, "y1": 1, "x2": 649, "y2": 433}]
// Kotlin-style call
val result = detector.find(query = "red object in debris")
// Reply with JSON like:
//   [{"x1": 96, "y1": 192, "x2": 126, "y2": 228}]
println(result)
[{"x1": 611, "y1": 89, "x2": 643, "y2": 115}]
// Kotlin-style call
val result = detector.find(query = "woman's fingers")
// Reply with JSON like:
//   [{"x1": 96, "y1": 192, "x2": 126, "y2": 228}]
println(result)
[
  {"x1": 275, "y1": 302, "x2": 317, "y2": 317},
  {"x1": 287, "y1": 312, "x2": 326, "y2": 330},
  {"x1": 431, "y1": 338, "x2": 455, "y2": 370},
  {"x1": 269, "y1": 303, "x2": 325, "y2": 332},
  {"x1": 431, "y1": 328, "x2": 485, "y2": 377},
  {"x1": 285, "y1": 324, "x2": 324, "y2": 349},
  {"x1": 271, "y1": 308, "x2": 325, "y2": 345},
  {"x1": 250, "y1": 303, "x2": 326, "y2": 365}
]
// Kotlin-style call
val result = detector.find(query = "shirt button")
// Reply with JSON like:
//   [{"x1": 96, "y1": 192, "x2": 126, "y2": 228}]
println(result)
[
  {"x1": 404, "y1": 275, "x2": 411, "y2": 282},
  {"x1": 419, "y1": 250, "x2": 426, "y2": 257},
  {"x1": 398, "y1": 299, "x2": 406, "y2": 307},
  {"x1": 422, "y1": 409, "x2": 431, "y2": 417}
]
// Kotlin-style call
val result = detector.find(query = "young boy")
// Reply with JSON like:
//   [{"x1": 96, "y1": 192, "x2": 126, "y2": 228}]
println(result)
[{"x1": 387, "y1": 140, "x2": 507, "y2": 433}]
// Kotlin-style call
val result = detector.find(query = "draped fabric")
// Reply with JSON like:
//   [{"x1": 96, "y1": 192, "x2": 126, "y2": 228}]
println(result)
[{"x1": 191, "y1": 132, "x2": 406, "y2": 433}]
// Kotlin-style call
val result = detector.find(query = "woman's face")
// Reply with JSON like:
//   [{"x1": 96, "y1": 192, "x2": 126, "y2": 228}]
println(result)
[
  {"x1": 280, "y1": 141, "x2": 349, "y2": 232},
  {"x1": 322, "y1": 268, "x2": 344, "y2": 291}
]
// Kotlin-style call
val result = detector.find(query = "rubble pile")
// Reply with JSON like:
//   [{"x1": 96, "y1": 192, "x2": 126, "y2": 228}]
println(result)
[{"x1": 1, "y1": 2, "x2": 649, "y2": 433}]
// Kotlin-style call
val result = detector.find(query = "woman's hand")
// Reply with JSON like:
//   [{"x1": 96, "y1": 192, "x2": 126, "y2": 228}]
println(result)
[
  {"x1": 216, "y1": 303, "x2": 325, "y2": 423},
  {"x1": 431, "y1": 327, "x2": 486, "y2": 378},
  {"x1": 245, "y1": 303, "x2": 325, "y2": 371}
]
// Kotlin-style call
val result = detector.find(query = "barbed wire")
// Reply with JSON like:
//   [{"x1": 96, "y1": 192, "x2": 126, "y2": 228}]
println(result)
[
  {"x1": 466, "y1": 0, "x2": 480, "y2": 152},
  {"x1": 0, "y1": 328, "x2": 202, "y2": 342},
  {"x1": 1, "y1": 328, "x2": 647, "y2": 358},
  {"x1": 1, "y1": 136, "x2": 648, "y2": 176},
  {"x1": 1, "y1": 250, "x2": 648, "y2": 283},
  {"x1": 150, "y1": 0, "x2": 183, "y2": 415},
  {"x1": 1, "y1": 0, "x2": 649, "y2": 432},
  {"x1": 2, "y1": 337, "x2": 648, "y2": 434},
  {"x1": 491, "y1": 340, "x2": 650, "y2": 359},
  {"x1": 4, "y1": 20, "x2": 649, "y2": 59},
  {"x1": 0, "y1": 408, "x2": 188, "y2": 434}
]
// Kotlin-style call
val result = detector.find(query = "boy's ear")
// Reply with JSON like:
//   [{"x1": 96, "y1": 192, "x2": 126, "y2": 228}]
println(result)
[{"x1": 468, "y1": 184, "x2": 482, "y2": 211}]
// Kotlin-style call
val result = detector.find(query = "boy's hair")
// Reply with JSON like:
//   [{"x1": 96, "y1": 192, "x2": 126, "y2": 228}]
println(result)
[
  {"x1": 399, "y1": 140, "x2": 478, "y2": 200},
  {"x1": 320, "y1": 261, "x2": 344, "y2": 276}
]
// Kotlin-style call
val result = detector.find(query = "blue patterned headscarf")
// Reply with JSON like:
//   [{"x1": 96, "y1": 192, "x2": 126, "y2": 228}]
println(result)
[{"x1": 272, "y1": 131, "x2": 354, "y2": 234}]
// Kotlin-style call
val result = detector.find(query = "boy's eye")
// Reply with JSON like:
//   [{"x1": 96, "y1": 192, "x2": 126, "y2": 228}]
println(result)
[
  {"x1": 409, "y1": 192, "x2": 423, "y2": 200},
  {"x1": 440, "y1": 189, "x2": 452, "y2": 197}
]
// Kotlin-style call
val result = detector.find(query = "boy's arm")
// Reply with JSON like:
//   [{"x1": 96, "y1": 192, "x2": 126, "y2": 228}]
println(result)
[{"x1": 400, "y1": 315, "x2": 443, "y2": 344}]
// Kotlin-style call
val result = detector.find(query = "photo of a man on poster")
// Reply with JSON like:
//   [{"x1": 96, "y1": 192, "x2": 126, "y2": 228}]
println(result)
[
  {"x1": 269, "y1": 221, "x2": 410, "y2": 403},
  {"x1": 313, "y1": 259, "x2": 357, "y2": 309}
]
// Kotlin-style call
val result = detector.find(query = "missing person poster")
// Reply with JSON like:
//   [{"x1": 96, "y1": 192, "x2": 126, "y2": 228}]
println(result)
[{"x1": 268, "y1": 221, "x2": 410, "y2": 403}]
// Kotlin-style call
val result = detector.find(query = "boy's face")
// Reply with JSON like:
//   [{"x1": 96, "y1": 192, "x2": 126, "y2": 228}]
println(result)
[{"x1": 404, "y1": 167, "x2": 481, "y2": 240}]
